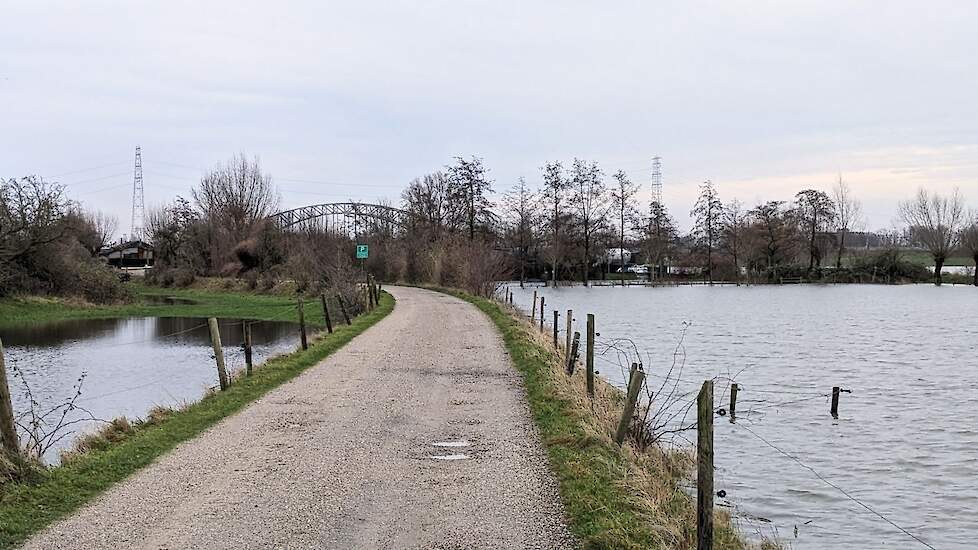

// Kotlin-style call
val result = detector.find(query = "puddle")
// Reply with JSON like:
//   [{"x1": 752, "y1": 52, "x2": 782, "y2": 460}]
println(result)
[{"x1": 432, "y1": 440, "x2": 470, "y2": 448}]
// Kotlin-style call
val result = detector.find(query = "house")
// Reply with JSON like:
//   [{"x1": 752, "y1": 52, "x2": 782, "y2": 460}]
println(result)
[{"x1": 100, "y1": 239, "x2": 154, "y2": 269}]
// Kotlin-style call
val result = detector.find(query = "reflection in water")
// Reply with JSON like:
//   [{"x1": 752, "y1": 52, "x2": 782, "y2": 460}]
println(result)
[
  {"x1": 0, "y1": 317, "x2": 303, "y2": 462},
  {"x1": 509, "y1": 284, "x2": 978, "y2": 550}
]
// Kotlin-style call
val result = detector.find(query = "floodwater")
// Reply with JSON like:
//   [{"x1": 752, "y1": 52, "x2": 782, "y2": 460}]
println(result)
[
  {"x1": 508, "y1": 283, "x2": 977, "y2": 550},
  {"x1": 0, "y1": 316, "x2": 304, "y2": 462}
]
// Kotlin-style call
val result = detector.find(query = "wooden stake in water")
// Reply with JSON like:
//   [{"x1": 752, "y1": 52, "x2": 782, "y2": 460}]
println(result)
[
  {"x1": 729, "y1": 383, "x2": 738, "y2": 420},
  {"x1": 614, "y1": 365, "x2": 645, "y2": 445},
  {"x1": 207, "y1": 318, "x2": 230, "y2": 391},
  {"x1": 697, "y1": 380, "x2": 714, "y2": 550},
  {"x1": 831, "y1": 386, "x2": 840, "y2": 418},
  {"x1": 586, "y1": 314, "x2": 595, "y2": 398},
  {"x1": 297, "y1": 295, "x2": 308, "y2": 350},
  {"x1": 0, "y1": 338, "x2": 20, "y2": 455},
  {"x1": 243, "y1": 322, "x2": 253, "y2": 376}
]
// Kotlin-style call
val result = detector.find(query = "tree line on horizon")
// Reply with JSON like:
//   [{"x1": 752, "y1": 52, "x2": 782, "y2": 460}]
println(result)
[{"x1": 3, "y1": 153, "x2": 977, "y2": 304}]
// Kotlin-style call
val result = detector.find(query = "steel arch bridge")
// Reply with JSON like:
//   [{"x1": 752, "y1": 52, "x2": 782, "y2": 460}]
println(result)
[{"x1": 269, "y1": 202, "x2": 410, "y2": 235}]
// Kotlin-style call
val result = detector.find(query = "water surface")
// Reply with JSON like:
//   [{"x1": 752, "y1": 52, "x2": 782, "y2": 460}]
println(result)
[
  {"x1": 1, "y1": 316, "x2": 304, "y2": 461},
  {"x1": 508, "y1": 283, "x2": 977, "y2": 549}
]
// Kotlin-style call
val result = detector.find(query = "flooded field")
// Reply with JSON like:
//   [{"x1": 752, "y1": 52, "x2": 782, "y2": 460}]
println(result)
[
  {"x1": 509, "y1": 283, "x2": 977, "y2": 549},
  {"x1": 0, "y1": 316, "x2": 303, "y2": 462}
]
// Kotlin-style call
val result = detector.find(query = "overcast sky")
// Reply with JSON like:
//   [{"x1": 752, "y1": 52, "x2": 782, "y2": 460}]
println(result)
[{"x1": 2, "y1": 1, "x2": 976, "y2": 235}]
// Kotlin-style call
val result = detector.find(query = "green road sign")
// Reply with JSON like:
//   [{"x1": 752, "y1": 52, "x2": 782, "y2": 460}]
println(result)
[{"x1": 356, "y1": 244, "x2": 369, "y2": 259}]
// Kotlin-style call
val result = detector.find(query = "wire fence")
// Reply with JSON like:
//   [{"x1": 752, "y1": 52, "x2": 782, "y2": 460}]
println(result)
[{"x1": 498, "y1": 284, "x2": 937, "y2": 550}]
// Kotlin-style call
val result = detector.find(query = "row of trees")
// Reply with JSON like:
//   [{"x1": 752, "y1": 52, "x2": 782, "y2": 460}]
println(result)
[{"x1": 398, "y1": 158, "x2": 978, "y2": 287}]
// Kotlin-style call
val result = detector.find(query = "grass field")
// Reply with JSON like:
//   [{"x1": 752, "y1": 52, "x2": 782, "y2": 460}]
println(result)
[
  {"x1": 0, "y1": 282, "x2": 338, "y2": 329},
  {"x1": 0, "y1": 288, "x2": 393, "y2": 549}
]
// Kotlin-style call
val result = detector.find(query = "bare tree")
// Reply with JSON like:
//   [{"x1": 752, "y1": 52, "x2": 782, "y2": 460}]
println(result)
[
  {"x1": 832, "y1": 175, "x2": 863, "y2": 269},
  {"x1": 540, "y1": 161, "x2": 569, "y2": 286},
  {"x1": 795, "y1": 189, "x2": 836, "y2": 271},
  {"x1": 749, "y1": 201, "x2": 796, "y2": 281},
  {"x1": 957, "y1": 211, "x2": 978, "y2": 286},
  {"x1": 644, "y1": 199, "x2": 677, "y2": 280},
  {"x1": 402, "y1": 171, "x2": 455, "y2": 239},
  {"x1": 720, "y1": 199, "x2": 747, "y2": 283},
  {"x1": 87, "y1": 210, "x2": 118, "y2": 249},
  {"x1": 609, "y1": 170, "x2": 640, "y2": 284},
  {"x1": 690, "y1": 180, "x2": 723, "y2": 283},
  {"x1": 899, "y1": 188, "x2": 966, "y2": 285},
  {"x1": 501, "y1": 177, "x2": 537, "y2": 287},
  {"x1": 446, "y1": 156, "x2": 494, "y2": 240},
  {"x1": 569, "y1": 159, "x2": 607, "y2": 285}
]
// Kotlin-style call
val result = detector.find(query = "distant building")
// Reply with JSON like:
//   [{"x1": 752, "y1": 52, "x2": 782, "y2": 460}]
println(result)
[{"x1": 100, "y1": 240, "x2": 154, "y2": 268}]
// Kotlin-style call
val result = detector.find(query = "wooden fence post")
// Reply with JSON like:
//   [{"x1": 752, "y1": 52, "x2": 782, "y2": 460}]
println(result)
[
  {"x1": 831, "y1": 386, "x2": 840, "y2": 418},
  {"x1": 697, "y1": 380, "x2": 714, "y2": 550},
  {"x1": 539, "y1": 296, "x2": 545, "y2": 331},
  {"x1": 586, "y1": 314, "x2": 595, "y2": 398},
  {"x1": 565, "y1": 309, "x2": 573, "y2": 351},
  {"x1": 729, "y1": 383, "x2": 738, "y2": 419},
  {"x1": 566, "y1": 331, "x2": 581, "y2": 375},
  {"x1": 552, "y1": 310, "x2": 559, "y2": 349},
  {"x1": 614, "y1": 365, "x2": 645, "y2": 445},
  {"x1": 321, "y1": 294, "x2": 333, "y2": 334},
  {"x1": 532, "y1": 290, "x2": 538, "y2": 321},
  {"x1": 0, "y1": 338, "x2": 20, "y2": 455},
  {"x1": 243, "y1": 322, "x2": 253, "y2": 376},
  {"x1": 337, "y1": 294, "x2": 352, "y2": 325},
  {"x1": 207, "y1": 318, "x2": 230, "y2": 391},
  {"x1": 297, "y1": 295, "x2": 308, "y2": 350}
]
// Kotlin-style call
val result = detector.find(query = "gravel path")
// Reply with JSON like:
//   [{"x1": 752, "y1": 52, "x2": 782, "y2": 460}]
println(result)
[{"x1": 23, "y1": 286, "x2": 575, "y2": 549}]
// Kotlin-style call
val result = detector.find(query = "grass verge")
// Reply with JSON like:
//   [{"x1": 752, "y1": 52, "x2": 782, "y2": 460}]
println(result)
[
  {"x1": 433, "y1": 287, "x2": 761, "y2": 549},
  {"x1": 0, "y1": 291, "x2": 394, "y2": 549}
]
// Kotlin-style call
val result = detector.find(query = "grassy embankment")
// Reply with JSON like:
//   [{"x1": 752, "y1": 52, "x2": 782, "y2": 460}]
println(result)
[
  {"x1": 436, "y1": 287, "x2": 765, "y2": 550},
  {"x1": 0, "y1": 286, "x2": 394, "y2": 549}
]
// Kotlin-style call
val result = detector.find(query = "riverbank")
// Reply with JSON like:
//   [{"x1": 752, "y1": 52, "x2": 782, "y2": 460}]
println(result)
[
  {"x1": 0, "y1": 281, "x2": 334, "y2": 329},
  {"x1": 432, "y1": 287, "x2": 765, "y2": 549},
  {"x1": 0, "y1": 291, "x2": 394, "y2": 548}
]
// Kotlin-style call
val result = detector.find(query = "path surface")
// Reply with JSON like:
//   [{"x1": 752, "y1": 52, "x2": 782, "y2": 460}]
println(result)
[{"x1": 23, "y1": 286, "x2": 574, "y2": 549}]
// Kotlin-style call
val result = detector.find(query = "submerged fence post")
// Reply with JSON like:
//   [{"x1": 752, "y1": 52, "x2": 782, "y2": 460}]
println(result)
[
  {"x1": 243, "y1": 322, "x2": 253, "y2": 376},
  {"x1": 0, "y1": 338, "x2": 20, "y2": 455},
  {"x1": 565, "y1": 309, "x2": 573, "y2": 351},
  {"x1": 297, "y1": 295, "x2": 308, "y2": 350},
  {"x1": 532, "y1": 290, "x2": 538, "y2": 321},
  {"x1": 553, "y1": 310, "x2": 559, "y2": 349},
  {"x1": 831, "y1": 386, "x2": 840, "y2": 418},
  {"x1": 539, "y1": 296, "x2": 545, "y2": 331},
  {"x1": 614, "y1": 364, "x2": 645, "y2": 445},
  {"x1": 337, "y1": 294, "x2": 352, "y2": 325},
  {"x1": 586, "y1": 314, "x2": 595, "y2": 398},
  {"x1": 697, "y1": 380, "x2": 715, "y2": 550},
  {"x1": 207, "y1": 318, "x2": 230, "y2": 391},
  {"x1": 321, "y1": 294, "x2": 334, "y2": 334},
  {"x1": 729, "y1": 383, "x2": 738, "y2": 420},
  {"x1": 566, "y1": 331, "x2": 581, "y2": 375}
]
